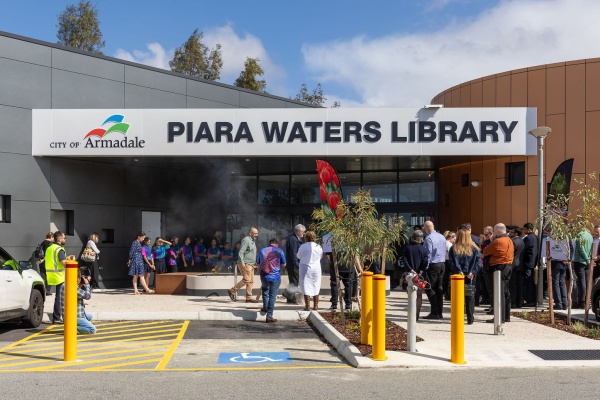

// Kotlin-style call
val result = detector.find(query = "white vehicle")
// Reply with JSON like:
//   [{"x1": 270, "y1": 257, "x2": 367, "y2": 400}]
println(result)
[{"x1": 0, "y1": 246, "x2": 46, "y2": 327}]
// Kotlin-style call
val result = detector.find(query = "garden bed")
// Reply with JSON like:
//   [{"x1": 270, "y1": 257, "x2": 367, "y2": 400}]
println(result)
[
  {"x1": 512, "y1": 310, "x2": 600, "y2": 340},
  {"x1": 319, "y1": 310, "x2": 423, "y2": 356}
]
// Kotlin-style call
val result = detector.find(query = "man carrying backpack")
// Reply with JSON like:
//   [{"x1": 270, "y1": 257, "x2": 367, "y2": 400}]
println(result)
[{"x1": 35, "y1": 232, "x2": 54, "y2": 296}]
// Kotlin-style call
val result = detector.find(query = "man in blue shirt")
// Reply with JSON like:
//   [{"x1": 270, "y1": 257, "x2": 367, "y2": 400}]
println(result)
[
  {"x1": 423, "y1": 221, "x2": 447, "y2": 319},
  {"x1": 257, "y1": 238, "x2": 287, "y2": 323}
]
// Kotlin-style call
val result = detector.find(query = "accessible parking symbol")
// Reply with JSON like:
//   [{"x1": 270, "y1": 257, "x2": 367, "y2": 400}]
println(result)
[{"x1": 218, "y1": 352, "x2": 292, "y2": 364}]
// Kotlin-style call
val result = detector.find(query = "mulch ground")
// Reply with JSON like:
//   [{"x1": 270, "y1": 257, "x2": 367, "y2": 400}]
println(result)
[
  {"x1": 318, "y1": 311, "x2": 423, "y2": 356},
  {"x1": 511, "y1": 310, "x2": 600, "y2": 340}
]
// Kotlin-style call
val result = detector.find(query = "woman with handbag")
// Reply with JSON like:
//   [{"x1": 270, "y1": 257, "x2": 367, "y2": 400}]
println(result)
[
  {"x1": 80, "y1": 232, "x2": 100, "y2": 289},
  {"x1": 448, "y1": 229, "x2": 481, "y2": 325}
]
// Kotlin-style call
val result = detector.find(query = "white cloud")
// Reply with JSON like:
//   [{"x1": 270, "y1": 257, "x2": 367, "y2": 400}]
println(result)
[
  {"x1": 114, "y1": 43, "x2": 172, "y2": 69},
  {"x1": 302, "y1": 0, "x2": 600, "y2": 107},
  {"x1": 113, "y1": 24, "x2": 288, "y2": 96}
]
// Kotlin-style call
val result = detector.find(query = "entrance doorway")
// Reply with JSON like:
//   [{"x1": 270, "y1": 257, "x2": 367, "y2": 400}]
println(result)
[{"x1": 142, "y1": 211, "x2": 162, "y2": 241}]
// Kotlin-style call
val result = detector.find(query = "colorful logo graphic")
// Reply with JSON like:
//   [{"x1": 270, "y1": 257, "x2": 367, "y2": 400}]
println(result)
[{"x1": 84, "y1": 114, "x2": 130, "y2": 139}]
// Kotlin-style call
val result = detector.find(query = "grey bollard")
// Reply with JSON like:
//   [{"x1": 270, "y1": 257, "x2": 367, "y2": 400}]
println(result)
[
  {"x1": 493, "y1": 270, "x2": 504, "y2": 335},
  {"x1": 405, "y1": 273, "x2": 418, "y2": 352}
]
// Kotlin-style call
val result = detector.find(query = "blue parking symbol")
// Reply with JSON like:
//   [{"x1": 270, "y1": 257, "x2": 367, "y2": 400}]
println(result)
[{"x1": 218, "y1": 352, "x2": 292, "y2": 364}]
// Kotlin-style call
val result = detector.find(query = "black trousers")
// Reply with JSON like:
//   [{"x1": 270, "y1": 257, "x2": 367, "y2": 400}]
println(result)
[
  {"x1": 573, "y1": 262, "x2": 588, "y2": 305},
  {"x1": 330, "y1": 266, "x2": 354, "y2": 308},
  {"x1": 491, "y1": 264, "x2": 512, "y2": 322},
  {"x1": 426, "y1": 262, "x2": 445, "y2": 316},
  {"x1": 287, "y1": 265, "x2": 299, "y2": 287},
  {"x1": 52, "y1": 282, "x2": 64, "y2": 323},
  {"x1": 512, "y1": 268, "x2": 525, "y2": 307},
  {"x1": 523, "y1": 268, "x2": 536, "y2": 304}
]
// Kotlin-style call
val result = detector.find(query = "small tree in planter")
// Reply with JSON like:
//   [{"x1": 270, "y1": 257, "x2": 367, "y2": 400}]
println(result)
[
  {"x1": 538, "y1": 174, "x2": 600, "y2": 325},
  {"x1": 311, "y1": 189, "x2": 406, "y2": 324}
]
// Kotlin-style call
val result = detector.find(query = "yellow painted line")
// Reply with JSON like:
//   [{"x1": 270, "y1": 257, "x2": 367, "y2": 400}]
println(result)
[
  {"x1": 77, "y1": 323, "x2": 185, "y2": 336},
  {"x1": 0, "y1": 325, "x2": 54, "y2": 353},
  {"x1": 155, "y1": 320, "x2": 189, "y2": 370},
  {"x1": 27, "y1": 327, "x2": 182, "y2": 342},
  {"x1": 0, "y1": 365, "x2": 352, "y2": 373},
  {"x1": 92, "y1": 320, "x2": 174, "y2": 329},
  {"x1": 22, "y1": 351, "x2": 167, "y2": 371},
  {"x1": 0, "y1": 344, "x2": 171, "y2": 369},
  {"x1": 11, "y1": 338, "x2": 173, "y2": 350},
  {"x1": 84, "y1": 358, "x2": 164, "y2": 371}
]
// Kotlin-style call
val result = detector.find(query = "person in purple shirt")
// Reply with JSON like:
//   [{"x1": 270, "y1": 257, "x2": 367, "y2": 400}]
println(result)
[
  {"x1": 423, "y1": 220, "x2": 447, "y2": 319},
  {"x1": 257, "y1": 238, "x2": 287, "y2": 323}
]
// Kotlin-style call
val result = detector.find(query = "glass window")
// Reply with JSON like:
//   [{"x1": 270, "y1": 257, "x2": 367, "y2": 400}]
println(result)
[
  {"x1": 50, "y1": 209, "x2": 74, "y2": 235},
  {"x1": 226, "y1": 214, "x2": 257, "y2": 245},
  {"x1": 258, "y1": 175, "x2": 290, "y2": 205},
  {"x1": 505, "y1": 162, "x2": 525, "y2": 186},
  {"x1": 363, "y1": 172, "x2": 397, "y2": 203},
  {"x1": 258, "y1": 214, "x2": 291, "y2": 249},
  {"x1": 291, "y1": 174, "x2": 320, "y2": 204},
  {"x1": 0, "y1": 195, "x2": 9, "y2": 223},
  {"x1": 338, "y1": 173, "x2": 361, "y2": 202},
  {"x1": 227, "y1": 175, "x2": 257, "y2": 205},
  {"x1": 398, "y1": 171, "x2": 435, "y2": 203}
]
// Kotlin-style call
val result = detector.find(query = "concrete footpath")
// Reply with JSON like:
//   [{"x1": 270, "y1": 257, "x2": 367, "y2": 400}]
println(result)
[{"x1": 42, "y1": 288, "x2": 600, "y2": 369}]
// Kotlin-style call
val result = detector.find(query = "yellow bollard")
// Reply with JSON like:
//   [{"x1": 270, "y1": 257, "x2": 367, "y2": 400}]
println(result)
[
  {"x1": 64, "y1": 260, "x2": 78, "y2": 362},
  {"x1": 450, "y1": 274, "x2": 466, "y2": 364},
  {"x1": 361, "y1": 272, "x2": 374, "y2": 345},
  {"x1": 372, "y1": 274, "x2": 388, "y2": 361}
]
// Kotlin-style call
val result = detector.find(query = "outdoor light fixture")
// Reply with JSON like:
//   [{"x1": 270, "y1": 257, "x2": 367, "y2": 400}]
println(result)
[
  {"x1": 528, "y1": 126, "x2": 551, "y2": 309},
  {"x1": 471, "y1": 180, "x2": 480, "y2": 187},
  {"x1": 423, "y1": 104, "x2": 444, "y2": 109}
]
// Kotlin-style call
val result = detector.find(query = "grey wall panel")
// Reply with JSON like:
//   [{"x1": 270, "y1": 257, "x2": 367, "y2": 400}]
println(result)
[
  {"x1": 0, "y1": 35, "x2": 51, "y2": 67},
  {"x1": 239, "y1": 91, "x2": 287, "y2": 108},
  {"x1": 125, "y1": 65, "x2": 186, "y2": 95},
  {"x1": 0, "y1": 200, "x2": 50, "y2": 255},
  {"x1": 125, "y1": 84, "x2": 187, "y2": 108},
  {"x1": 0, "y1": 105, "x2": 33, "y2": 154},
  {"x1": 49, "y1": 158, "x2": 125, "y2": 205},
  {"x1": 52, "y1": 69, "x2": 125, "y2": 109},
  {"x1": 0, "y1": 153, "x2": 51, "y2": 202},
  {"x1": 186, "y1": 96, "x2": 237, "y2": 108},
  {"x1": 0, "y1": 58, "x2": 50, "y2": 109},
  {"x1": 52, "y1": 48, "x2": 125, "y2": 82},
  {"x1": 122, "y1": 166, "x2": 173, "y2": 208},
  {"x1": 186, "y1": 80, "x2": 240, "y2": 106}
]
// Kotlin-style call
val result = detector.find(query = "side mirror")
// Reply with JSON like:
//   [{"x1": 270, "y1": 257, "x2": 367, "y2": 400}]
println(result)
[{"x1": 18, "y1": 260, "x2": 32, "y2": 271}]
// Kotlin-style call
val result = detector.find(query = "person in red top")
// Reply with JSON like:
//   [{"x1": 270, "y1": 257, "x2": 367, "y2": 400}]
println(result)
[{"x1": 482, "y1": 223, "x2": 514, "y2": 323}]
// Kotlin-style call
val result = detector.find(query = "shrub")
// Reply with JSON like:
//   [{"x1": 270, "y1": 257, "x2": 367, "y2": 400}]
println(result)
[
  {"x1": 345, "y1": 309, "x2": 361, "y2": 319},
  {"x1": 347, "y1": 323, "x2": 360, "y2": 332},
  {"x1": 588, "y1": 326, "x2": 600, "y2": 339},
  {"x1": 520, "y1": 310, "x2": 529, "y2": 319},
  {"x1": 571, "y1": 321, "x2": 585, "y2": 334}
]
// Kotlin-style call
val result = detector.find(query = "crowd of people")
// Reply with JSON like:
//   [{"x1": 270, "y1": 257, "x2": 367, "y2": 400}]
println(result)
[{"x1": 398, "y1": 220, "x2": 600, "y2": 324}]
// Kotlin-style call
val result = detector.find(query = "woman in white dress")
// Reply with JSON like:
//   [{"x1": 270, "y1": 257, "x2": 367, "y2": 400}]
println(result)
[{"x1": 297, "y1": 231, "x2": 323, "y2": 311}]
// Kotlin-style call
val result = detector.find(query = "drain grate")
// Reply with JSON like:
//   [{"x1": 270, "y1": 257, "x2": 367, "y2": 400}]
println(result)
[{"x1": 529, "y1": 350, "x2": 600, "y2": 361}]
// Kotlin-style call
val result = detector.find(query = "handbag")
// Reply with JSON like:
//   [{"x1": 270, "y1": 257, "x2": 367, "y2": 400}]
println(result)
[
  {"x1": 80, "y1": 247, "x2": 96, "y2": 262},
  {"x1": 464, "y1": 283, "x2": 476, "y2": 298}
]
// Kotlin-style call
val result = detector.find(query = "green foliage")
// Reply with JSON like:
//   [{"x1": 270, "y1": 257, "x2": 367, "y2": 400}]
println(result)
[
  {"x1": 346, "y1": 322, "x2": 361, "y2": 332},
  {"x1": 311, "y1": 188, "x2": 406, "y2": 274},
  {"x1": 520, "y1": 310, "x2": 529, "y2": 319},
  {"x1": 234, "y1": 57, "x2": 267, "y2": 93},
  {"x1": 169, "y1": 29, "x2": 223, "y2": 80},
  {"x1": 571, "y1": 321, "x2": 585, "y2": 334},
  {"x1": 56, "y1": 1, "x2": 104, "y2": 53},
  {"x1": 294, "y1": 83, "x2": 341, "y2": 107},
  {"x1": 588, "y1": 326, "x2": 600, "y2": 339},
  {"x1": 345, "y1": 309, "x2": 361, "y2": 319},
  {"x1": 548, "y1": 172, "x2": 568, "y2": 199}
]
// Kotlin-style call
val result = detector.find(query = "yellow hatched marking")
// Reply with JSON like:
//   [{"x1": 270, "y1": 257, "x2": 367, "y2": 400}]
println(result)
[
  {"x1": 84, "y1": 358, "x2": 164, "y2": 371},
  {"x1": 77, "y1": 323, "x2": 185, "y2": 336},
  {"x1": 92, "y1": 320, "x2": 174, "y2": 329},
  {"x1": 26, "y1": 327, "x2": 181, "y2": 343},
  {"x1": 0, "y1": 344, "x2": 171, "y2": 369},
  {"x1": 156, "y1": 320, "x2": 189, "y2": 370},
  {"x1": 10, "y1": 338, "x2": 173, "y2": 351},
  {"x1": 22, "y1": 351, "x2": 167, "y2": 371},
  {"x1": 0, "y1": 325, "x2": 53, "y2": 353}
]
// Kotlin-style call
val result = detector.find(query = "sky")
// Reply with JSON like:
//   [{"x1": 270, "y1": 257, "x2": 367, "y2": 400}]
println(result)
[{"x1": 1, "y1": 0, "x2": 599, "y2": 107}]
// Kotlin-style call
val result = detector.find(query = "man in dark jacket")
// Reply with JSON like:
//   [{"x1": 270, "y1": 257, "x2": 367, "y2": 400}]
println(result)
[
  {"x1": 283, "y1": 224, "x2": 305, "y2": 303},
  {"x1": 509, "y1": 226, "x2": 525, "y2": 308},
  {"x1": 522, "y1": 223, "x2": 539, "y2": 306}
]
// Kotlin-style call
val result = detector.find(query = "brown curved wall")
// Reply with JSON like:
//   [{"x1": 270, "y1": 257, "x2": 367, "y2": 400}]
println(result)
[{"x1": 432, "y1": 58, "x2": 600, "y2": 233}]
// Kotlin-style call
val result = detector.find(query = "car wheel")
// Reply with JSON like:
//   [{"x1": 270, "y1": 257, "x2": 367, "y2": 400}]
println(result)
[{"x1": 22, "y1": 289, "x2": 44, "y2": 328}]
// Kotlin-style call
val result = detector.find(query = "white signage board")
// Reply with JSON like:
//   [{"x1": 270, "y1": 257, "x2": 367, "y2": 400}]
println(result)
[{"x1": 32, "y1": 108, "x2": 537, "y2": 157}]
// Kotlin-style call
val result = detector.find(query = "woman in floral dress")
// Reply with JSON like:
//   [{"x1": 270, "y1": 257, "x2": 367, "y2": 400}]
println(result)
[{"x1": 128, "y1": 231, "x2": 154, "y2": 295}]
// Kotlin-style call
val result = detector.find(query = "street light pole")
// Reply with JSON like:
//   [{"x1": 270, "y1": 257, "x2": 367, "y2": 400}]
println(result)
[{"x1": 528, "y1": 126, "x2": 551, "y2": 308}]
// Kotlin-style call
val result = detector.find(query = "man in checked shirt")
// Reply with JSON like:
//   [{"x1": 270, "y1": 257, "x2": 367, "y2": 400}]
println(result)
[{"x1": 58, "y1": 270, "x2": 96, "y2": 334}]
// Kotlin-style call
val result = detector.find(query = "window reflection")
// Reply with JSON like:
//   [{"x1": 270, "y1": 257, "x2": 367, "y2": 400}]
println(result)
[
  {"x1": 258, "y1": 175, "x2": 290, "y2": 205},
  {"x1": 291, "y1": 175, "x2": 319, "y2": 204},
  {"x1": 258, "y1": 214, "x2": 291, "y2": 249},
  {"x1": 363, "y1": 172, "x2": 397, "y2": 202},
  {"x1": 227, "y1": 176, "x2": 257, "y2": 205}
]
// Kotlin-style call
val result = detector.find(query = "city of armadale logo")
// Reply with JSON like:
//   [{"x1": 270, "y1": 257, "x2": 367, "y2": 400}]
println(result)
[{"x1": 83, "y1": 114, "x2": 145, "y2": 148}]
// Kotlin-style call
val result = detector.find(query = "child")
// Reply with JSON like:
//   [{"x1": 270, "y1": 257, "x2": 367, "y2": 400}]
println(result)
[
  {"x1": 194, "y1": 237, "x2": 207, "y2": 271},
  {"x1": 207, "y1": 238, "x2": 221, "y2": 273},
  {"x1": 221, "y1": 242, "x2": 234, "y2": 273},
  {"x1": 167, "y1": 246, "x2": 178, "y2": 273},
  {"x1": 181, "y1": 236, "x2": 194, "y2": 269},
  {"x1": 142, "y1": 237, "x2": 155, "y2": 288}
]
